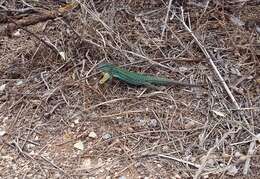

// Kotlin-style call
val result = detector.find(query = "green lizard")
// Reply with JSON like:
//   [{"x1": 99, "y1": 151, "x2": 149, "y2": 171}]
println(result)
[{"x1": 98, "y1": 63, "x2": 202, "y2": 88}]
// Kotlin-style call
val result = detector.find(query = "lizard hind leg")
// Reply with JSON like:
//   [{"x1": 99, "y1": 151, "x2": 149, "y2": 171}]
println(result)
[{"x1": 143, "y1": 82, "x2": 162, "y2": 91}]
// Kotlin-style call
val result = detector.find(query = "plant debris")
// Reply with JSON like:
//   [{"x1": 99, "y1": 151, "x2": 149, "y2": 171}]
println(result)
[{"x1": 0, "y1": 0, "x2": 259, "y2": 178}]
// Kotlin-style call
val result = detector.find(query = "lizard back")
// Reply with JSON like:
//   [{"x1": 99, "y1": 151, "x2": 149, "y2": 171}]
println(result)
[
  {"x1": 99, "y1": 63, "x2": 201, "y2": 87},
  {"x1": 111, "y1": 66, "x2": 172, "y2": 85}
]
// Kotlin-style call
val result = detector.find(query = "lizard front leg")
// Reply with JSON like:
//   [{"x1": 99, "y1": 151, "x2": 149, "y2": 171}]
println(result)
[{"x1": 99, "y1": 72, "x2": 112, "y2": 84}]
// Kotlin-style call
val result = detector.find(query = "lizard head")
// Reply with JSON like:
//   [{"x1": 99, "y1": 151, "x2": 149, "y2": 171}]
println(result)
[{"x1": 98, "y1": 63, "x2": 115, "y2": 73}]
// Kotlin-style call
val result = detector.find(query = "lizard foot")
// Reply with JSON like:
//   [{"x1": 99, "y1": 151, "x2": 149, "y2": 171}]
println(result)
[{"x1": 99, "y1": 72, "x2": 111, "y2": 84}]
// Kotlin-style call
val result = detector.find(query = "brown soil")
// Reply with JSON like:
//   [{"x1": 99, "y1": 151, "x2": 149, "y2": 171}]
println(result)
[{"x1": 0, "y1": 1, "x2": 259, "y2": 179}]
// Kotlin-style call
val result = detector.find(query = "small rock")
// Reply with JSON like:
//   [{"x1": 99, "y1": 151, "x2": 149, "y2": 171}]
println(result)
[
  {"x1": 118, "y1": 176, "x2": 126, "y2": 179},
  {"x1": 255, "y1": 133, "x2": 260, "y2": 143},
  {"x1": 29, "y1": 150, "x2": 36, "y2": 156},
  {"x1": 230, "y1": 68, "x2": 241, "y2": 76},
  {"x1": 256, "y1": 25, "x2": 260, "y2": 34},
  {"x1": 13, "y1": 30, "x2": 21, "y2": 37},
  {"x1": 0, "y1": 155, "x2": 13, "y2": 161},
  {"x1": 137, "y1": 119, "x2": 146, "y2": 126},
  {"x1": 54, "y1": 172, "x2": 61, "y2": 178},
  {"x1": 231, "y1": 86, "x2": 244, "y2": 95},
  {"x1": 98, "y1": 158, "x2": 103, "y2": 165},
  {"x1": 26, "y1": 143, "x2": 36, "y2": 150},
  {"x1": 73, "y1": 118, "x2": 80, "y2": 124},
  {"x1": 3, "y1": 117, "x2": 8, "y2": 124},
  {"x1": 234, "y1": 151, "x2": 241, "y2": 158},
  {"x1": 179, "y1": 67, "x2": 188, "y2": 72},
  {"x1": 200, "y1": 155, "x2": 216, "y2": 167},
  {"x1": 16, "y1": 80, "x2": 24, "y2": 86},
  {"x1": 172, "y1": 174, "x2": 181, "y2": 179},
  {"x1": 239, "y1": 154, "x2": 248, "y2": 161},
  {"x1": 202, "y1": 174, "x2": 209, "y2": 179},
  {"x1": 230, "y1": 15, "x2": 245, "y2": 27},
  {"x1": 102, "y1": 133, "x2": 112, "y2": 140},
  {"x1": 222, "y1": 153, "x2": 231, "y2": 159},
  {"x1": 219, "y1": 163, "x2": 225, "y2": 167},
  {"x1": 148, "y1": 119, "x2": 158, "y2": 127},
  {"x1": 191, "y1": 157, "x2": 197, "y2": 163},
  {"x1": 81, "y1": 158, "x2": 92, "y2": 169},
  {"x1": 59, "y1": 51, "x2": 66, "y2": 60},
  {"x1": 162, "y1": 145, "x2": 169, "y2": 152},
  {"x1": 89, "y1": 131, "x2": 97, "y2": 139}
]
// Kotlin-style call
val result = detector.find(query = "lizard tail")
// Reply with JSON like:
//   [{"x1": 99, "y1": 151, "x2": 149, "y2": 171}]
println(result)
[{"x1": 168, "y1": 80, "x2": 204, "y2": 88}]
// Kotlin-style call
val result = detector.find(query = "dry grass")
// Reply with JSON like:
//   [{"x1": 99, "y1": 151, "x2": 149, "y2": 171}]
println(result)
[{"x1": 0, "y1": 0, "x2": 259, "y2": 178}]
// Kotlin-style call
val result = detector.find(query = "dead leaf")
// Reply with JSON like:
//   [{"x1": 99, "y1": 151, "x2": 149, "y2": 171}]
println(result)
[
  {"x1": 227, "y1": 165, "x2": 238, "y2": 176},
  {"x1": 184, "y1": 121, "x2": 197, "y2": 129},
  {"x1": 230, "y1": 15, "x2": 245, "y2": 27},
  {"x1": 0, "y1": 127, "x2": 6, "y2": 136},
  {"x1": 81, "y1": 158, "x2": 92, "y2": 169},
  {"x1": 88, "y1": 131, "x2": 97, "y2": 139},
  {"x1": 74, "y1": 140, "x2": 84, "y2": 150},
  {"x1": 59, "y1": 51, "x2": 66, "y2": 60},
  {"x1": 0, "y1": 84, "x2": 6, "y2": 91},
  {"x1": 256, "y1": 78, "x2": 260, "y2": 85},
  {"x1": 211, "y1": 110, "x2": 226, "y2": 117},
  {"x1": 255, "y1": 133, "x2": 260, "y2": 143}
]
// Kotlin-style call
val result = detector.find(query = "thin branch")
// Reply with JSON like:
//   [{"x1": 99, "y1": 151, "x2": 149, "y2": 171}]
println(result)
[
  {"x1": 158, "y1": 154, "x2": 201, "y2": 168},
  {"x1": 177, "y1": 7, "x2": 240, "y2": 110},
  {"x1": 177, "y1": 7, "x2": 258, "y2": 176},
  {"x1": 243, "y1": 140, "x2": 256, "y2": 174},
  {"x1": 161, "y1": 0, "x2": 174, "y2": 39}
]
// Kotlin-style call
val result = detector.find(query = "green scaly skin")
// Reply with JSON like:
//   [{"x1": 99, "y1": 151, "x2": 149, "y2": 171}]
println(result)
[{"x1": 98, "y1": 63, "x2": 202, "y2": 88}]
